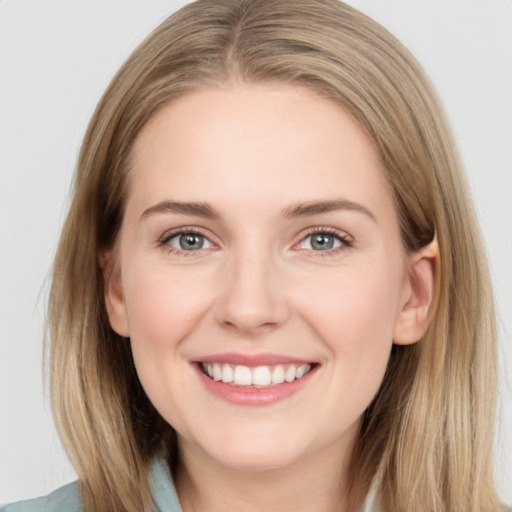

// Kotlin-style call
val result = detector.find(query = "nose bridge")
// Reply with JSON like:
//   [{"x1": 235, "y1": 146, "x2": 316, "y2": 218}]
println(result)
[{"x1": 215, "y1": 240, "x2": 288, "y2": 333}]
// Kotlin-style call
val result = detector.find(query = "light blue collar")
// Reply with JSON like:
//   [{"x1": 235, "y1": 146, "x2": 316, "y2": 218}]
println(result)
[
  {"x1": 149, "y1": 458, "x2": 378, "y2": 512},
  {"x1": 150, "y1": 458, "x2": 183, "y2": 512}
]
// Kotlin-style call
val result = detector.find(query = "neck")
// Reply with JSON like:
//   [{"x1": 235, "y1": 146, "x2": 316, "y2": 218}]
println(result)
[{"x1": 174, "y1": 438, "x2": 364, "y2": 512}]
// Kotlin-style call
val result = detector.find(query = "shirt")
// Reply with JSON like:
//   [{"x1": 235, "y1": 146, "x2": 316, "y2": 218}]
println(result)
[
  {"x1": 1, "y1": 458, "x2": 378, "y2": 512},
  {"x1": 1, "y1": 459, "x2": 180, "y2": 512}
]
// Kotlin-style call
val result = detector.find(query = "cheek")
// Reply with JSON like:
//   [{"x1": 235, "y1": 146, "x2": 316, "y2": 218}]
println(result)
[
  {"x1": 124, "y1": 266, "x2": 207, "y2": 340},
  {"x1": 304, "y1": 265, "x2": 400, "y2": 337},
  {"x1": 297, "y1": 262, "x2": 403, "y2": 384},
  {"x1": 122, "y1": 267, "x2": 212, "y2": 429}
]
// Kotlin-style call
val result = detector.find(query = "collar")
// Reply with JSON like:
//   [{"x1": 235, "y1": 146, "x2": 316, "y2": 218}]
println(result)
[
  {"x1": 149, "y1": 458, "x2": 378, "y2": 512},
  {"x1": 150, "y1": 458, "x2": 183, "y2": 512}
]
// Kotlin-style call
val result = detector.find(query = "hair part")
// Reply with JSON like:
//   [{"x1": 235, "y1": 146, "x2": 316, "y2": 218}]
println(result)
[{"x1": 48, "y1": 1, "x2": 499, "y2": 510}]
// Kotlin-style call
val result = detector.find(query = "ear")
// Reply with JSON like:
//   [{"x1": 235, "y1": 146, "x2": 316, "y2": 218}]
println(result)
[
  {"x1": 99, "y1": 250, "x2": 130, "y2": 337},
  {"x1": 393, "y1": 239, "x2": 439, "y2": 345}
]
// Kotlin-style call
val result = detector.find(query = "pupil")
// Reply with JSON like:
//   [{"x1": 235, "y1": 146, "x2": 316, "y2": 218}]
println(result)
[
  {"x1": 311, "y1": 234, "x2": 334, "y2": 250},
  {"x1": 180, "y1": 234, "x2": 203, "y2": 250}
]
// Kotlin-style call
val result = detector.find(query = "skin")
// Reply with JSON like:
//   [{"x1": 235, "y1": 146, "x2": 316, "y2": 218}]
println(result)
[{"x1": 104, "y1": 83, "x2": 436, "y2": 512}]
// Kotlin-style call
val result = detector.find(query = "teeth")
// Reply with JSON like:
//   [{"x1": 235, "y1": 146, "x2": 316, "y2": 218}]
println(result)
[
  {"x1": 212, "y1": 363, "x2": 222, "y2": 381},
  {"x1": 285, "y1": 365, "x2": 296, "y2": 382},
  {"x1": 221, "y1": 363, "x2": 234, "y2": 383},
  {"x1": 271, "y1": 365, "x2": 285, "y2": 384},
  {"x1": 202, "y1": 362, "x2": 312, "y2": 387},
  {"x1": 233, "y1": 365, "x2": 252, "y2": 386},
  {"x1": 252, "y1": 366, "x2": 272, "y2": 386},
  {"x1": 296, "y1": 364, "x2": 311, "y2": 379}
]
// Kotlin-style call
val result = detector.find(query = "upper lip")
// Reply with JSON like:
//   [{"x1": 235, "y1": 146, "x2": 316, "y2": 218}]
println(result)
[{"x1": 191, "y1": 353, "x2": 315, "y2": 366}]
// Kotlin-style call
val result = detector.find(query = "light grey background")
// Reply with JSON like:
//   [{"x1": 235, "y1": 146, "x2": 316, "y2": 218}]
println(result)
[{"x1": 1, "y1": 0, "x2": 511, "y2": 504}]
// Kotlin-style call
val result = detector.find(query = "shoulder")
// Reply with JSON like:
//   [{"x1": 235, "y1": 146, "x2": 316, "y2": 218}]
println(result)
[{"x1": 1, "y1": 482, "x2": 82, "y2": 512}]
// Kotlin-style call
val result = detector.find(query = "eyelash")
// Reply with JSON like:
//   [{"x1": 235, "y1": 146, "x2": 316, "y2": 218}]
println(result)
[
  {"x1": 158, "y1": 226, "x2": 353, "y2": 257},
  {"x1": 295, "y1": 226, "x2": 353, "y2": 257},
  {"x1": 158, "y1": 227, "x2": 216, "y2": 257}
]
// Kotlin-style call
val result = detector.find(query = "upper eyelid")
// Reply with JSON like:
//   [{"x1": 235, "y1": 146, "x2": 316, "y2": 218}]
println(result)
[
  {"x1": 159, "y1": 226, "x2": 217, "y2": 243},
  {"x1": 157, "y1": 225, "x2": 353, "y2": 249},
  {"x1": 296, "y1": 226, "x2": 353, "y2": 242},
  {"x1": 292, "y1": 227, "x2": 354, "y2": 254},
  {"x1": 158, "y1": 228, "x2": 218, "y2": 257}
]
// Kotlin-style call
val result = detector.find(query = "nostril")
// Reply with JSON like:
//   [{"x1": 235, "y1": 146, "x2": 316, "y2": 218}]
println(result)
[{"x1": 221, "y1": 318, "x2": 279, "y2": 334}]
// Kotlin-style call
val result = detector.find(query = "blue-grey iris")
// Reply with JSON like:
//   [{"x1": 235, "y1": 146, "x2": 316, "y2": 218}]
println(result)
[
  {"x1": 311, "y1": 234, "x2": 335, "y2": 250},
  {"x1": 180, "y1": 234, "x2": 204, "y2": 250}
]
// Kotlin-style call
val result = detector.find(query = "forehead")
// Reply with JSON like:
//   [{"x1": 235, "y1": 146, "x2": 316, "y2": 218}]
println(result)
[{"x1": 127, "y1": 83, "x2": 394, "y2": 221}]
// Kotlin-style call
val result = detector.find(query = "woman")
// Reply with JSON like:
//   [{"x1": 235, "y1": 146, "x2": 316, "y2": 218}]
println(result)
[{"x1": 3, "y1": 0, "x2": 508, "y2": 511}]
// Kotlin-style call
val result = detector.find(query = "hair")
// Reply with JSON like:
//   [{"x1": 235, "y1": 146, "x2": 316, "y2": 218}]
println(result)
[{"x1": 48, "y1": 1, "x2": 500, "y2": 511}]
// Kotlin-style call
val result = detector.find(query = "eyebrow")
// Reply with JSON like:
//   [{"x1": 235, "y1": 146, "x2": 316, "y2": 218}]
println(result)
[
  {"x1": 282, "y1": 199, "x2": 377, "y2": 222},
  {"x1": 141, "y1": 201, "x2": 218, "y2": 219},
  {"x1": 140, "y1": 198, "x2": 376, "y2": 223}
]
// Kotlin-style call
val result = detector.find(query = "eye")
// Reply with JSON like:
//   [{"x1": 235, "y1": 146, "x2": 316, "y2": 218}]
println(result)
[
  {"x1": 297, "y1": 230, "x2": 352, "y2": 252},
  {"x1": 164, "y1": 232, "x2": 214, "y2": 251}
]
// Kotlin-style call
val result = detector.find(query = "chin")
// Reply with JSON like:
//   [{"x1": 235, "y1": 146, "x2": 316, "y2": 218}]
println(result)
[
  {"x1": 208, "y1": 444, "x2": 303, "y2": 472},
  {"x1": 183, "y1": 424, "x2": 310, "y2": 473}
]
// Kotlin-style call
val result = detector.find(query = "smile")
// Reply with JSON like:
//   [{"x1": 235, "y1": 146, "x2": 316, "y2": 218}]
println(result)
[
  {"x1": 193, "y1": 354, "x2": 318, "y2": 405},
  {"x1": 200, "y1": 362, "x2": 313, "y2": 387}
]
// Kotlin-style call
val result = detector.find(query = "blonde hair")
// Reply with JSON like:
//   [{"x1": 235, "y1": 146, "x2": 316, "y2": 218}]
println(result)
[{"x1": 49, "y1": 1, "x2": 500, "y2": 510}]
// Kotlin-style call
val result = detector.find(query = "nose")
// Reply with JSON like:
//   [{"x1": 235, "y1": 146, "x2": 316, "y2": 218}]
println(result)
[{"x1": 214, "y1": 248, "x2": 290, "y2": 335}]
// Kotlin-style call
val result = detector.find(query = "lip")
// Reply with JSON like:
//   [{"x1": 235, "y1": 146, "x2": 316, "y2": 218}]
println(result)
[
  {"x1": 191, "y1": 353, "x2": 318, "y2": 406},
  {"x1": 192, "y1": 352, "x2": 313, "y2": 367}
]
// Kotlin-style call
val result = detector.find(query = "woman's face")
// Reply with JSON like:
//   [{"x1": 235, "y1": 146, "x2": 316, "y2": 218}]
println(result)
[{"x1": 105, "y1": 83, "x2": 422, "y2": 473}]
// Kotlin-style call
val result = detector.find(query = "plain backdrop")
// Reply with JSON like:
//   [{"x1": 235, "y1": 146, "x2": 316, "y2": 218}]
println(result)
[{"x1": 1, "y1": 0, "x2": 511, "y2": 505}]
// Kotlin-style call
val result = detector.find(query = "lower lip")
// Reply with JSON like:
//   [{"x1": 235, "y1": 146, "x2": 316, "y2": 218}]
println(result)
[{"x1": 194, "y1": 365, "x2": 316, "y2": 406}]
